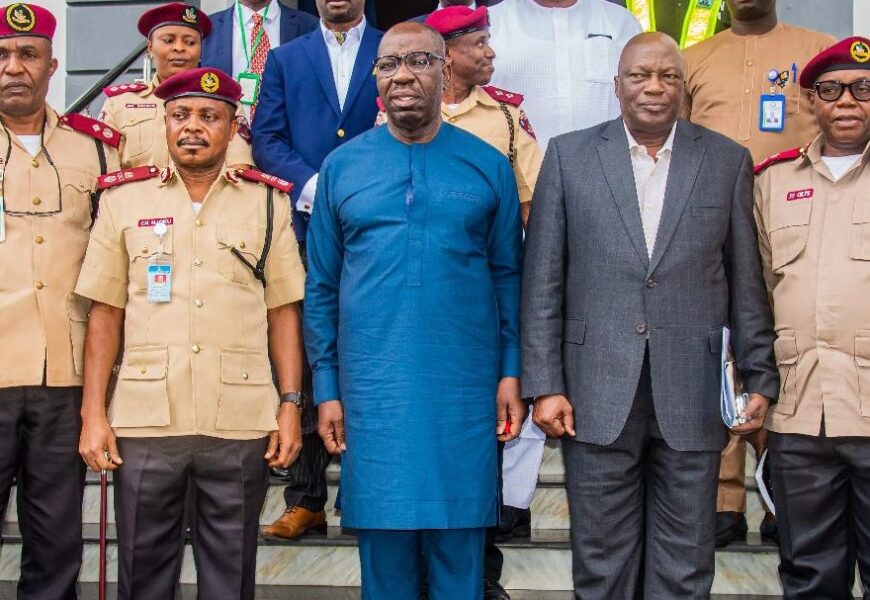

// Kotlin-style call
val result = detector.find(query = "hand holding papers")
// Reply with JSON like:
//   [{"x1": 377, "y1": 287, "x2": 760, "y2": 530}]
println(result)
[{"x1": 720, "y1": 326, "x2": 749, "y2": 429}]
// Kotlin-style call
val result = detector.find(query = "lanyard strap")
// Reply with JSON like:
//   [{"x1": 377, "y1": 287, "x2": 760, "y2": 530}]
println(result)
[{"x1": 236, "y1": 1, "x2": 270, "y2": 70}]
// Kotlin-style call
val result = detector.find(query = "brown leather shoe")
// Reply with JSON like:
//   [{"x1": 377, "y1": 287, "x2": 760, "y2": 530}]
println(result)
[{"x1": 262, "y1": 507, "x2": 327, "y2": 540}]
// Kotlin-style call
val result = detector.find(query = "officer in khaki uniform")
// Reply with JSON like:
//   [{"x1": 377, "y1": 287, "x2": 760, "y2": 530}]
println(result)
[
  {"x1": 682, "y1": 0, "x2": 836, "y2": 547},
  {"x1": 99, "y1": 2, "x2": 253, "y2": 169},
  {"x1": 0, "y1": 3, "x2": 120, "y2": 598},
  {"x1": 754, "y1": 36, "x2": 870, "y2": 599},
  {"x1": 377, "y1": 6, "x2": 541, "y2": 227},
  {"x1": 77, "y1": 68, "x2": 305, "y2": 600}
]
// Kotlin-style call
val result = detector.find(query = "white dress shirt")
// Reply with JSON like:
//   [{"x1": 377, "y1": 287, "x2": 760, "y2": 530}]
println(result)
[
  {"x1": 231, "y1": 0, "x2": 282, "y2": 80},
  {"x1": 297, "y1": 17, "x2": 366, "y2": 215},
  {"x1": 232, "y1": 0, "x2": 281, "y2": 121},
  {"x1": 488, "y1": 0, "x2": 641, "y2": 151},
  {"x1": 625, "y1": 122, "x2": 676, "y2": 258}
]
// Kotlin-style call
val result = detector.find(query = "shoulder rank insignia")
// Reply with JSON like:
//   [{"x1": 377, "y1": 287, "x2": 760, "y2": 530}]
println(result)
[
  {"x1": 60, "y1": 113, "x2": 121, "y2": 148},
  {"x1": 98, "y1": 166, "x2": 160, "y2": 190},
  {"x1": 754, "y1": 145, "x2": 807, "y2": 176},
  {"x1": 518, "y1": 108, "x2": 536, "y2": 140},
  {"x1": 483, "y1": 85, "x2": 524, "y2": 107},
  {"x1": 103, "y1": 82, "x2": 149, "y2": 98},
  {"x1": 235, "y1": 169, "x2": 294, "y2": 194}
]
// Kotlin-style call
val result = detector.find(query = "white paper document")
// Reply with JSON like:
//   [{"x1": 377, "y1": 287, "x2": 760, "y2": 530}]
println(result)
[{"x1": 720, "y1": 326, "x2": 748, "y2": 428}]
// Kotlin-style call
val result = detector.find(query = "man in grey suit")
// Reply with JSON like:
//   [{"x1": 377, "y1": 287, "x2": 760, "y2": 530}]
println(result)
[{"x1": 521, "y1": 32, "x2": 779, "y2": 599}]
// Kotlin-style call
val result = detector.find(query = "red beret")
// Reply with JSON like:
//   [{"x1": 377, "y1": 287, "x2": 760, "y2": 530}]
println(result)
[
  {"x1": 425, "y1": 6, "x2": 489, "y2": 40},
  {"x1": 0, "y1": 3, "x2": 56, "y2": 41},
  {"x1": 154, "y1": 67, "x2": 241, "y2": 106},
  {"x1": 137, "y1": 2, "x2": 211, "y2": 39},
  {"x1": 800, "y1": 36, "x2": 870, "y2": 88}
]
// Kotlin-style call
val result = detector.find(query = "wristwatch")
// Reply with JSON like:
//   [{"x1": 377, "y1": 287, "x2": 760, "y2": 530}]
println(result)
[{"x1": 280, "y1": 391, "x2": 304, "y2": 408}]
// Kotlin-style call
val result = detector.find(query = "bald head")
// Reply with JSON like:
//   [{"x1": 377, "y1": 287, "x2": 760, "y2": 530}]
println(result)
[
  {"x1": 615, "y1": 32, "x2": 685, "y2": 148},
  {"x1": 618, "y1": 32, "x2": 683, "y2": 76},
  {"x1": 379, "y1": 21, "x2": 445, "y2": 57}
]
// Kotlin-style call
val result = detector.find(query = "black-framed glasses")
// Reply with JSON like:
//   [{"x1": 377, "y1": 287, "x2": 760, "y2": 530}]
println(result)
[
  {"x1": 813, "y1": 79, "x2": 870, "y2": 102},
  {"x1": 373, "y1": 52, "x2": 445, "y2": 77}
]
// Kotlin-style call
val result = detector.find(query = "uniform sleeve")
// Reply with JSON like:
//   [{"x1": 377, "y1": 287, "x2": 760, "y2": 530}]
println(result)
[
  {"x1": 226, "y1": 104, "x2": 255, "y2": 167},
  {"x1": 263, "y1": 190, "x2": 305, "y2": 308},
  {"x1": 302, "y1": 162, "x2": 344, "y2": 404},
  {"x1": 753, "y1": 173, "x2": 776, "y2": 293},
  {"x1": 512, "y1": 109, "x2": 544, "y2": 204},
  {"x1": 489, "y1": 157, "x2": 524, "y2": 378},
  {"x1": 75, "y1": 195, "x2": 129, "y2": 308}
]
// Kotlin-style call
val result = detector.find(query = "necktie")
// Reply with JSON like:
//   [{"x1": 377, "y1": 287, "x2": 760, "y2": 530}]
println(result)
[
  {"x1": 332, "y1": 30, "x2": 346, "y2": 45},
  {"x1": 248, "y1": 12, "x2": 271, "y2": 121}
]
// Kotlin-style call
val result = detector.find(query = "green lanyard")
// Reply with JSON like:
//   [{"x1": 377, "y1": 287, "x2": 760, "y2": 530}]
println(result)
[{"x1": 236, "y1": 1, "x2": 270, "y2": 71}]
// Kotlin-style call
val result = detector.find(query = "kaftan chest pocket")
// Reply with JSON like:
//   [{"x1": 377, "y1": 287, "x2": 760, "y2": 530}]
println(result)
[
  {"x1": 582, "y1": 36, "x2": 619, "y2": 83},
  {"x1": 124, "y1": 227, "x2": 174, "y2": 293},
  {"x1": 849, "y1": 198, "x2": 870, "y2": 261}
]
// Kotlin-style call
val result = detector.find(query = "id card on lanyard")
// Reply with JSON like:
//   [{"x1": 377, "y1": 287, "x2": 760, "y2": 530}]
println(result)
[{"x1": 236, "y1": 1, "x2": 268, "y2": 106}]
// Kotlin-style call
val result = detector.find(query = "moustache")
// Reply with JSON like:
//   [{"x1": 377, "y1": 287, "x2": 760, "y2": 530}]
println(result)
[{"x1": 177, "y1": 137, "x2": 209, "y2": 148}]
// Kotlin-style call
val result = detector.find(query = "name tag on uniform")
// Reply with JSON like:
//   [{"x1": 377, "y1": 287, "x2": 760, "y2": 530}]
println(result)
[
  {"x1": 238, "y1": 72, "x2": 261, "y2": 106},
  {"x1": 760, "y1": 94, "x2": 786, "y2": 132},
  {"x1": 147, "y1": 262, "x2": 172, "y2": 303}
]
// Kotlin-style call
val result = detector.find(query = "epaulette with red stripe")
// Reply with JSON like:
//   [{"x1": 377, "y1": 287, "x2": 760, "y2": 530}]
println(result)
[
  {"x1": 483, "y1": 85, "x2": 524, "y2": 107},
  {"x1": 235, "y1": 169, "x2": 294, "y2": 194},
  {"x1": 98, "y1": 166, "x2": 160, "y2": 190},
  {"x1": 754, "y1": 145, "x2": 806, "y2": 176},
  {"x1": 59, "y1": 113, "x2": 121, "y2": 148},
  {"x1": 103, "y1": 82, "x2": 149, "y2": 97}
]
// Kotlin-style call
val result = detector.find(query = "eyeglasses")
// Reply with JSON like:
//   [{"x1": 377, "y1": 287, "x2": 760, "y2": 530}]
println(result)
[
  {"x1": 1, "y1": 120, "x2": 63, "y2": 218},
  {"x1": 813, "y1": 79, "x2": 870, "y2": 102},
  {"x1": 373, "y1": 52, "x2": 445, "y2": 77}
]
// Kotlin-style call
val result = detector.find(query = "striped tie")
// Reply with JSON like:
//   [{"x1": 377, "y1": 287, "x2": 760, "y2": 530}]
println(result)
[{"x1": 248, "y1": 12, "x2": 271, "y2": 121}]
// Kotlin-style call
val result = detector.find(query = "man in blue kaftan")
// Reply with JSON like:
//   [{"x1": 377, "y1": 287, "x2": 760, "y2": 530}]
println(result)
[{"x1": 303, "y1": 21, "x2": 525, "y2": 600}]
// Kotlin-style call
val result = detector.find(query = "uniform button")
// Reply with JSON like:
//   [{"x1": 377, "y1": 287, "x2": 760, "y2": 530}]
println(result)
[
  {"x1": 193, "y1": 258, "x2": 203, "y2": 267},
  {"x1": 31, "y1": 159, "x2": 38, "y2": 168},
  {"x1": 32, "y1": 197, "x2": 41, "y2": 205},
  {"x1": 34, "y1": 235, "x2": 44, "y2": 244},
  {"x1": 194, "y1": 299, "x2": 203, "y2": 307},
  {"x1": 35, "y1": 281, "x2": 44, "y2": 290},
  {"x1": 337, "y1": 128, "x2": 346, "y2": 138},
  {"x1": 192, "y1": 344, "x2": 201, "y2": 354},
  {"x1": 195, "y1": 219, "x2": 203, "y2": 227},
  {"x1": 645, "y1": 278, "x2": 656, "y2": 288},
  {"x1": 140, "y1": 367, "x2": 147, "y2": 374},
  {"x1": 744, "y1": 88, "x2": 751, "y2": 94},
  {"x1": 448, "y1": 116, "x2": 457, "y2": 123},
  {"x1": 241, "y1": 372, "x2": 249, "y2": 380},
  {"x1": 635, "y1": 324, "x2": 647, "y2": 334},
  {"x1": 239, "y1": 241, "x2": 246, "y2": 249},
  {"x1": 746, "y1": 60, "x2": 753, "y2": 66},
  {"x1": 141, "y1": 246, "x2": 149, "y2": 254}
]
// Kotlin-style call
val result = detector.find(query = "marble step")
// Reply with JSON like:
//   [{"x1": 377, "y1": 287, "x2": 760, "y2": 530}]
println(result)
[{"x1": 0, "y1": 524, "x2": 796, "y2": 595}]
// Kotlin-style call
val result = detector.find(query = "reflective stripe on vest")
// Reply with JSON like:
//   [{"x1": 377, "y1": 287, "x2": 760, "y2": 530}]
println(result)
[
  {"x1": 626, "y1": 0, "x2": 656, "y2": 32},
  {"x1": 680, "y1": 0, "x2": 725, "y2": 49}
]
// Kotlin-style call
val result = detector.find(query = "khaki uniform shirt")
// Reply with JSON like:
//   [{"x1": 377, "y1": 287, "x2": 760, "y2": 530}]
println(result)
[
  {"x1": 0, "y1": 107, "x2": 120, "y2": 388},
  {"x1": 683, "y1": 24, "x2": 835, "y2": 163},
  {"x1": 755, "y1": 136, "x2": 870, "y2": 437},
  {"x1": 99, "y1": 77, "x2": 253, "y2": 169},
  {"x1": 377, "y1": 86, "x2": 543, "y2": 204},
  {"x1": 75, "y1": 166, "x2": 305, "y2": 439}
]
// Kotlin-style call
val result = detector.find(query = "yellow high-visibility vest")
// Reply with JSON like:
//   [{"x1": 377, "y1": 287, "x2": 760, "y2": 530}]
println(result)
[
  {"x1": 680, "y1": 0, "x2": 725, "y2": 48},
  {"x1": 625, "y1": 0, "x2": 655, "y2": 33}
]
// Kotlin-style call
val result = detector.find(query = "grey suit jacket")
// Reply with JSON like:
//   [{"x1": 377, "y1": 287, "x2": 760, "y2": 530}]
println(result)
[{"x1": 521, "y1": 117, "x2": 779, "y2": 452}]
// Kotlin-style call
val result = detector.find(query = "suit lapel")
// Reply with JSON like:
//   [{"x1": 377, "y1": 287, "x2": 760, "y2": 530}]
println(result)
[
  {"x1": 279, "y1": 8, "x2": 298, "y2": 45},
  {"x1": 598, "y1": 119, "x2": 649, "y2": 269},
  {"x1": 647, "y1": 121, "x2": 705, "y2": 275},
  {"x1": 339, "y1": 25, "x2": 379, "y2": 123},
  {"x1": 214, "y1": 10, "x2": 234, "y2": 75},
  {"x1": 303, "y1": 32, "x2": 341, "y2": 118}
]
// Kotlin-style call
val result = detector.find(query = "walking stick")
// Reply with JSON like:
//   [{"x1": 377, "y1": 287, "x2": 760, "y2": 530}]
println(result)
[{"x1": 99, "y1": 461, "x2": 109, "y2": 600}]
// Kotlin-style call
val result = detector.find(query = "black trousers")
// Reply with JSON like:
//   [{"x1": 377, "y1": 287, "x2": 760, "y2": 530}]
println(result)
[
  {"x1": 114, "y1": 435, "x2": 269, "y2": 600},
  {"x1": 0, "y1": 385, "x2": 85, "y2": 600},
  {"x1": 562, "y1": 355, "x2": 720, "y2": 600},
  {"x1": 483, "y1": 441, "x2": 505, "y2": 582},
  {"x1": 769, "y1": 430, "x2": 870, "y2": 599}
]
